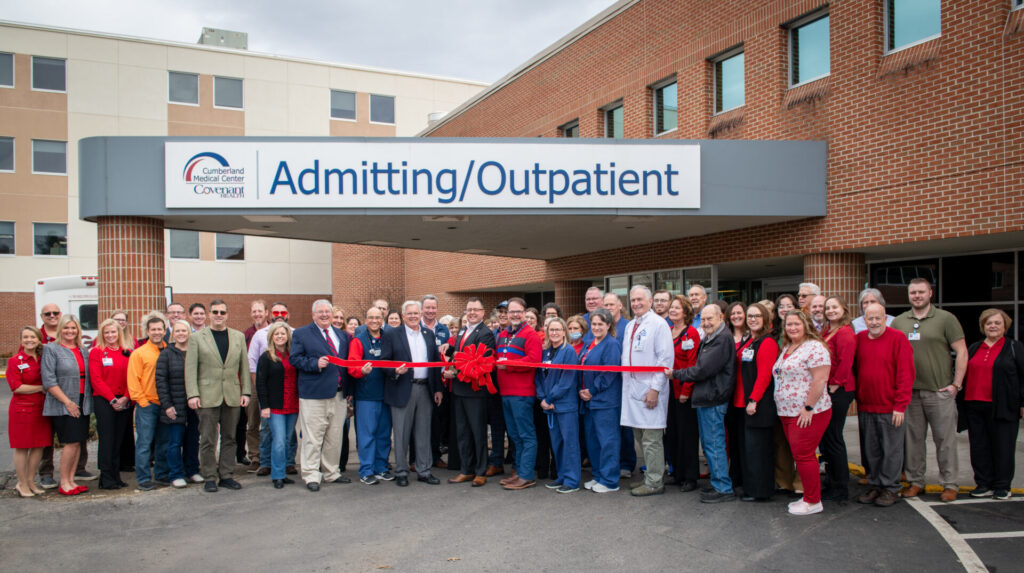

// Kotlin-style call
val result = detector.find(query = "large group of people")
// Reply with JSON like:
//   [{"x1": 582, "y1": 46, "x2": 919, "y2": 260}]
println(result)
[{"x1": 6, "y1": 278, "x2": 1022, "y2": 516}]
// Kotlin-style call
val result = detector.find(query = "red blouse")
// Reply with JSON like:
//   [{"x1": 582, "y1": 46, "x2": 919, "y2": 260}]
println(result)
[
  {"x1": 7, "y1": 349, "x2": 45, "y2": 409},
  {"x1": 671, "y1": 326, "x2": 700, "y2": 399},
  {"x1": 70, "y1": 346, "x2": 86, "y2": 394},
  {"x1": 273, "y1": 351, "x2": 299, "y2": 415},
  {"x1": 965, "y1": 338, "x2": 1005, "y2": 403},
  {"x1": 823, "y1": 324, "x2": 857, "y2": 392},
  {"x1": 88, "y1": 345, "x2": 130, "y2": 402}
]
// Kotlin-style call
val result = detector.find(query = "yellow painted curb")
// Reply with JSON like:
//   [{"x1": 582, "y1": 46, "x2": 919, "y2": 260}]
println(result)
[{"x1": 848, "y1": 462, "x2": 1024, "y2": 495}]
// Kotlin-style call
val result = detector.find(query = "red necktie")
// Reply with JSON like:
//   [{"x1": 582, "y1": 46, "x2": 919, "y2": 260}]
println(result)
[
  {"x1": 460, "y1": 328, "x2": 470, "y2": 349},
  {"x1": 628, "y1": 320, "x2": 640, "y2": 365},
  {"x1": 324, "y1": 329, "x2": 342, "y2": 388}
]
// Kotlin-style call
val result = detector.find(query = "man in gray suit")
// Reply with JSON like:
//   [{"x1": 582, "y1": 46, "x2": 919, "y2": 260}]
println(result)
[{"x1": 185, "y1": 300, "x2": 251, "y2": 492}]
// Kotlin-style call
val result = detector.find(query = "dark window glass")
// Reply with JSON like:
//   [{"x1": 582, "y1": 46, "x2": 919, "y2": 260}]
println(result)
[
  {"x1": 77, "y1": 304, "x2": 99, "y2": 332},
  {"x1": 34, "y1": 223, "x2": 67, "y2": 255},
  {"x1": 792, "y1": 15, "x2": 829, "y2": 84},
  {"x1": 0, "y1": 136, "x2": 13, "y2": 171},
  {"x1": 944, "y1": 304, "x2": 1013, "y2": 347},
  {"x1": 0, "y1": 52, "x2": 13, "y2": 87},
  {"x1": 942, "y1": 252, "x2": 1015, "y2": 303},
  {"x1": 32, "y1": 57, "x2": 65, "y2": 91},
  {"x1": 631, "y1": 273, "x2": 653, "y2": 291},
  {"x1": 33, "y1": 140, "x2": 66, "y2": 174},
  {"x1": 869, "y1": 258, "x2": 939, "y2": 306},
  {"x1": 654, "y1": 82, "x2": 677, "y2": 134},
  {"x1": 684, "y1": 267, "x2": 713, "y2": 293},
  {"x1": 605, "y1": 105, "x2": 623, "y2": 138},
  {"x1": 563, "y1": 122, "x2": 579, "y2": 138},
  {"x1": 655, "y1": 270, "x2": 682, "y2": 293},
  {"x1": 715, "y1": 52, "x2": 744, "y2": 113},
  {"x1": 214, "y1": 76, "x2": 243, "y2": 108},
  {"x1": 370, "y1": 94, "x2": 395, "y2": 124},
  {"x1": 606, "y1": 275, "x2": 628, "y2": 298},
  {"x1": 0, "y1": 221, "x2": 13, "y2": 254},
  {"x1": 331, "y1": 90, "x2": 356, "y2": 120},
  {"x1": 215, "y1": 233, "x2": 244, "y2": 260},
  {"x1": 169, "y1": 72, "x2": 199, "y2": 104},
  {"x1": 888, "y1": 0, "x2": 940, "y2": 51},
  {"x1": 169, "y1": 230, "x2": 199, "y2": 259}
]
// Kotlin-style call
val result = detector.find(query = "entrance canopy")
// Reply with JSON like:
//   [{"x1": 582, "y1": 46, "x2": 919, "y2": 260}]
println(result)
[{"x1": 79, "y1": 137, "x2": 825, "y2": 260}]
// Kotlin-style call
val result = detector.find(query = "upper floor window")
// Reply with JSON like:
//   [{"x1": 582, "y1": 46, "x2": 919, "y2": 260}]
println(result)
[
  {"x1": 370, "y1": 94, "x2": 395, "y2": 124},
  {"x1": 215, "y1": 233, "x2": 244, "y2": 260},
  {"x1": 1016, "y1": 0, "x2": 1023, "y2": 9},
  {"x1": 653, "y1": 80, "x2": 678, "y2": 135},
  {"x1": 214, "y1": 76, "x2": 243, "y2": 109},
  {"x1": 331, "y1": 90, "x2": 356, "y2": 120},
  {"x1": 32, "y1": 56, "x2": 65, "y2": 92},
  {"x1": 168, "y1": 230, "x2": 200, "y2": 259},
  {"x1": 561, "y1": 120, "x2": 579, "y2": 138},
  {"x1": 790, "y1": 13, "x2": 830, "y2": 86},
  {"x1": 714, "y1": 50, "x2": 744, "y2": 113},
  {"x1": 32, "y1": 140, "x2": 66, "y2": 174},
  {"x1": 0, "y1": 137, "x2": 13, "y2": 172},
  {"x1": 886, "y1": 0, "x2": 941, "y2": 52},
  {"x1": 169, "y1": 71, "x2": 199, "y2": 105},
  {"x1": 605, "y1": 104, "x2": 623, "y2": 138},
  {"x1": 34, "y1": 223, "x2": 67, "y2": 256},
  {"x1": 0, "y1": 53, "x2": 13, "y2": 87},
  {"x1": 0, "y1": 221, "x2": 13, "y2": 255}
]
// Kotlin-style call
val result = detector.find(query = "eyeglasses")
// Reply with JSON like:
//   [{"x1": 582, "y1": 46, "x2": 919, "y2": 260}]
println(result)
[
  {"x1": 272, "y1": 311, "x2": 289, "y2": 317},
  {"x1": 747, "y1": 313, "x2": 763, "y2": 319},
  {"x1": 42, "y1": 312, "x2": 60, "y2": 317},
  {"x1": 466, "y1": 307, "x2": 484, "y2": 313},
  {"x1": 507, "y1": 310, "x2": 524, "y2": 315},
  {"x1": 210, "y1": 310, "x2": 227, "y2": 315}
]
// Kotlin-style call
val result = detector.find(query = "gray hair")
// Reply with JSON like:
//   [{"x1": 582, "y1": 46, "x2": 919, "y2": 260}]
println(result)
[
  {"x1": 421, "y1": 294, "x2": 438, "y2": 305},
  {"x1": 312, "y1": 299, "x2": 333, "y2": 313},
  {"x1": 629, "y1": 285, "x2": 652, "y2": 299},
  {"x1": 798, "y1": 282, "x2": 821, "y2": 295},
  {"x1": 401, "y1": 300, "x2": 421, "y2": 314},
  {"x1": 586, "y1": 286, "x2": 604, "y2": 296},
  {"x1": 687, "y1": 284, "x2": 707, "y2": 295},
  {"x1": 858, "y1": 288, "x2": 887, "y2": 308}
]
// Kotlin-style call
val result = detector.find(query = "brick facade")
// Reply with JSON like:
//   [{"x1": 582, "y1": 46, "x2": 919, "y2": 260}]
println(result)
[{"x1": 97, "y1": 217, "x2": 166, "y2": 338}]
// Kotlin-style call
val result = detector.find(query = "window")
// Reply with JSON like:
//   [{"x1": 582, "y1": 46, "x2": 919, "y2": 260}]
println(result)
[
  {"x1": 214, "y1": 76, "x2": 243, "y2": 109},
  {"x1": 887, "y1": 0, "x2": 940, "y2": 52},
  {"x1": 370, "y1": 94, "x2": 395, "y2": 124},
  {"x1": 605, "y1": 104, "x2": 623, "y2": 138},
  {"x1": 31, "y1": 56, "x2": 65, "y2": 92},
  {"x1": 330, "y1": 90, "x2": 356, "y2": 120},
  {"x1": 0, "y1": 221, "x2": 13, "y2": 254},
  {"x1": 561, "y1": 120, "x2": 579, "y2": 138},
  {"x1": 168, "y1": 230, "x2": 200, "y2": 259},
  {"x1": 714, "y1": 51, "x2": 744, "y2": 113},
  {"x1": 1016, "y1": 0, "x2": 1023, "y2": 9},
  {"x1": 168, "y1": 71, "x2": 199, "y2": 104},
  {"x1": 790, "y1": 14, "x2": 830, "y2": 85},
  {"x1": 0, "y1": 52, "x2": 13, "y2": 87},
  {"x1": 34, "y1": 223, "x2": 66, "y2": 256},
  {"x1": 32, "y1": 140, "x2": 66, "y2": 174},
  {"x1": 215, "y1": 233, "x2": 244, "y2": 260},
  {"x1": 0, "y1": 136, "x2": 13, "y2": 171},
  {"x1": 653, "y1": 81, "x2": 678, "y2": 135}
]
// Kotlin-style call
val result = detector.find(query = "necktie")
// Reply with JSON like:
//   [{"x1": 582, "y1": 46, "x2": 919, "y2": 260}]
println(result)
[
  {"x1": 460, "y1": 327, "x2": 471, "y2": 349},
  {"x1": 628, "y1": 319, "x2": 641, "y2": 365},
  {"x1": 324, "y1": 329, "x2": 342, "y2": 389}
]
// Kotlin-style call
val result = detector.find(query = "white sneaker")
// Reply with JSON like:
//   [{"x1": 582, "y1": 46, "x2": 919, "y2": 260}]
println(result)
[
  {"x1": 788, "y1": 500, "x2": 823, "y2": 516},
  {"x1": 592, "y1": 483, "x2": 620, "y2": 493},
  {"x1": 171, "y1": 478, "x2": 188, "y2": 488},
  {"x1": 620, "y1": 469, "x2": 632, "y2": 478},
  {"x1": 584, "y1": 479, "x2": 597, "y2": 490},
  {"x1": 189, "y1": 474, "x2": 204, "y2": 484}
]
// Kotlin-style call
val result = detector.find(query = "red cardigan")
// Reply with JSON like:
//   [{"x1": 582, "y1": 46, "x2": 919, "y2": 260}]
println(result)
[
  {"x1": 89, "y1": 345, "x2": 131, "y2": 402},
  {"x1": 824, "y1": 324, "x2": 857, "y2": 392}
]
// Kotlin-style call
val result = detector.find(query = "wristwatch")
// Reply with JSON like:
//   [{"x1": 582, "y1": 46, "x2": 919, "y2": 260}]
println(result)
[
  {"x1": 110, "y1": 398, "x2": 119, "y2": 406},
  {"x1": 803, "y1": 405, "x2": 813, "y2": 412}
]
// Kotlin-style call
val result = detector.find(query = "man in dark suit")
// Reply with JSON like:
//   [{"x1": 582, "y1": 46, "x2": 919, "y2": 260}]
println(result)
[
  {"x1": 290, "y1": 299, "x2": 352, "y2": 492},
  {"x1": 382, "y1": 300, "x2": 443, "y2": 487},
  {"x1": 444, "y1": 297, "x2": 496, "y2": 487}
]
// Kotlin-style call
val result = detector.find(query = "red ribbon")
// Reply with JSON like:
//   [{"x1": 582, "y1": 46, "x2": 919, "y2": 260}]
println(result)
[{"x1": 327, "y1": 343, "x2": 666, "y2": 395}]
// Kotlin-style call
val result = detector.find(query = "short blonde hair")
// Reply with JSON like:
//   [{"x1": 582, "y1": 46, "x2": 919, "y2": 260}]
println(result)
[
  {"x1": 266, "y1": 322, "x2": 293, "y2": 362},
  {"x1": 55, "y1": 314, "x2": 83, "y2": 348},
  {"x1": 96, "y1": 318, "x2": 132, "y2": 352}
]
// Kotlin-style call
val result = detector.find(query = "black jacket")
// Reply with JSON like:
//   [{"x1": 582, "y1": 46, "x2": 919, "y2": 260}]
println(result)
[
  {"x1": 255, "y1": 351, "x2": 290, "y2": 411},
  {"x1": 957, "y1": 337, "x2": 1024, "y2": 430},
  {"x1": 670, "y1": 323, "x2": 735, "y2": 408},
  {"x1": 155, "y1": 345, "x2": 188, "y2": 424},
  {"x1": 445, "y1": 323, "x2": 496, "y2": 398},
  {"x1": 381, "y1": 325, "x2": 443, "y2": 408}
]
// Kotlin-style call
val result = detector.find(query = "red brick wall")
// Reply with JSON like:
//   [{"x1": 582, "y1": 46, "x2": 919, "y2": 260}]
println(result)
[
  {"x1": 169, "y1": 293, "x2": 328, "y2": 333},
  {"x1": 98, "y1": 216, "x2": 166, "y2": 337},
  {"x1": 0, "y1": 292, "x2": 37, "y2": 357},
  {"x1": 803, "y1": 253, "x2": 865, "y2": 314}
]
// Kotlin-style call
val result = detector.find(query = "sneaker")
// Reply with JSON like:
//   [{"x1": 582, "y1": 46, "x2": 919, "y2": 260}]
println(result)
[
  {"x1": 171, "y1": 478, "x2": 187, "y2": 488},
  {"x1": 545, "y1": 481, "x2": 563, "y2": 490},
  {"x1": 39, "y1": 476, "x2": 58, "y2": 489},
  {"x1": 375, "y1": 472, "x2": 396, "y2": 481},
  {"x1": 994, "y1": 490, "x2": 1011, "y2": 500},
  {"x1": 788, "y1": 500, "x2": 824, "y2": 515},
  {"x1": 970, "y1": 487, "x2": 993, "y2": 498},
  {"x1": 629, "y1": 484, "x2": 662, "y2": 496},
  {"x1": 593, "y1": 483, "x2": 621, "y2": 493},
  {"x1": 620, "y1": 469, "x2": 632, "y2": 478},
  {"x1": 360, "y1": 475, "x2": 380, "y2": 485},
  {"x1": 153, "y1": 478, "x2": 171, "y2": 487},
  {"x1": 75, "y1": 470, "x2": 98, "y2": 481},
  {"x1": 189, "y1": 474, "x2": 205, "y2": 484},
  {"x1": 204, "y1": 480, "x2": 218, "y2": 493},
  {"x1": 700, "y1": 490, "x2": 736, "y2": 503},
  {"x1": 583, "y1": 479, "x2": 597, "y2": 490},
  {"x1": 137, "y1": 481, "x2": 156, "y2": 491},
  {"x1": 556, "y1": 485, "x2": 579, "y2": 494}
]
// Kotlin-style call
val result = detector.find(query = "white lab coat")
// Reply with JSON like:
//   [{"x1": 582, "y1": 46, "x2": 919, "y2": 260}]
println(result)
[{"x1": 619, "y1": 311, "x2": 674, "y2": 429}]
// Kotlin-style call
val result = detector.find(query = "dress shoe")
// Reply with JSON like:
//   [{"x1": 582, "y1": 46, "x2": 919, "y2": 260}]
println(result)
[
  {"x1": 218, "y1": 478, "x2": 243, "y2": 490},
  {"x1": 247, "y1": 462, "x2": 261, "y2": 473},
  {"x1": 282, "y1": 477, "x2": 295, "y2": 484},
  {"x1": 874, "y1": 489, "x2": 899, "y2": 507},
  {"x1": 630, "y1": 484, "x2": 665, "y2": 497},
  {"x1": 396, "y1": 476, "x2": 409, "y2": 487},
  {"x1": 901, "y1": 485, "x2": 924, "y2": 498},
  {"x1": 14, "y1": 484, "x2": 35, "y2": 497},
  {"x1": 58, "y1": 486, "x2": 82, "y2": 496},
  {"x1": 273, "y1": 479, "x2": 285, "y2": 489},
  {"x1": 679, "y1": 480, "x2": 698, "y2": 492},
  {"x1": 448, "y1": 473, "x2": 476, "y2": 484},
  {"x1": 306, "y1": 482, "x2": 320, "y2": 492},
  {"x1": 857, "y1": 477, "x2": 868, "y2": 486},
  {"x1": 418, "y1": 474, "x2": 441, "y2": 485},
  {"x1": 256, "y1": 467, "x2": 271, "y2": 476},
  {"x1": 857, "y1": 488, "x2": 881, "y2": 505},
  {"x1": 286, "y1": 465, "x2": 298, "y2": 475},
  {"x1": 203, "y1": 480, "x2": 218, "y2": 492},
  {"x1": 700, "y1": 490, "x2": 735, "y2": 503},
  {"x1": 500, "y1": 473, "x2": 519, "y2": 486},
  {"x1": 333, "y1": 475, "x2": 352, "y2": 484},
  {"x1": 940, "y1": 487, "x2": 958, "y2": 502},
  {"x1": 485, "y1": 465, "x2": 504, "y2": 477},
  {"x1": 472, "y1": 476, "x2": 486, "y2": 487},
  {"x1": 433, "y1": 459, "x2": 448, "y2": 470},
  {"x1": 137, "y1": 481, "x2": 156, "y2": 491},
  {"x1": 237, "y1": 456, "x2": 250, "y2": 466},
  {"x1": 503, "y1": 477, "x2": 536, "y2": 490}
]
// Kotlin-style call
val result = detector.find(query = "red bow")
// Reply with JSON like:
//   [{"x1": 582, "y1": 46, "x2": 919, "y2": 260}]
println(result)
[{"x1": 452, "y1": 344, "x2": 497, "y2": 394}]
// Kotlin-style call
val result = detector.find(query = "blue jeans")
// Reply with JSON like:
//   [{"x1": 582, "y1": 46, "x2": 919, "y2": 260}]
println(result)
[
  {"x1": 502, "y1": 396, "x2": 537, "y2": 481},
  {"x1": 269, "y1": 413, "x2": 299, "y2": 480},
  {"x1": 696, "y1": 402, "x2": 733, "y2": 494},
  {"x1": 134, "y1": 403, "x2": 168, "y2": 484},
  {"x1": 184, "y1": 409, "x2": 200, "y2": 477},
  {"x1": 355, "y1": 399, "x2": 392, "y2": 478},
  {"x1": 584, "y1": 407, "x2": 622, "y2": 487},
  {"x1": 162, "y1": 422, "x2": 186, "y2": 480},
  {"x1": 550, "y1": 410, "x2": 581, "y2": 488},
  {"x1": 259, "y1": 417, "x2": 271, "y2": 468},
  {"x1": 620, "y1": 425, "x2": 637, "y2": 471}
]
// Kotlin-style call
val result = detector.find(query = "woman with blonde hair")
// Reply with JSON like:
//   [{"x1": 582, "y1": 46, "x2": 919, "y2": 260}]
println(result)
[
  {"x1": 257, "y1": 322, "x2": 300, "y2": 488},
  {"x1": 89, "y1": 318, "x2": 134, "y2": 489},
  {"x1": 7, "y1": 326, "x2": 52, "y2": 497},
  {"x1": 41, "y1": 314, "x2": 93, "y2": 496}
]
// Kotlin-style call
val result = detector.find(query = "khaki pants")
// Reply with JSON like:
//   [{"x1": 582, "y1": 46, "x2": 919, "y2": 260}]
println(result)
[
  {"x1": 245, "y1": 399, "x2": 261, "y2": 461},
  {"x1": 633, "y1": 428, "x2": 665, "y2": 488},
  {"x1": 198, "y1": 403, "x2": 241, "y2": 481},
  {"x1": 299, "y1": 395, "x2": 347, "y2": 485},
  {"x1": 905, "y1": 389, "x2": 959, "y2": 489}
]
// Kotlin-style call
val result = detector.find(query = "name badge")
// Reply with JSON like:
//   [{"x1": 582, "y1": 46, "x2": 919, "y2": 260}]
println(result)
[
  {"x1": 102, "y1": 357, "x2": 114, "y2": 366},
  {"x1": 741, "y1": 348, "x2": 755, "y2": 362},
  {"x1": 369, "y1": 348, "x2": 382, "y2": 357},
  {"x1": 436, "y1": 336, "x2": 445, "y2": 346},
  {"x1": 908, "y1": 332, "x2": 921, "y2": 341},
  {"x1": 633, "y1": 329, "x2": 647, "y2": 352},
  {"x1": 680, "y1": 340, "x2": 694, "y2": 351},
  {"x1": 17, "y1": 363, "x2": 29, "y2": 370}
]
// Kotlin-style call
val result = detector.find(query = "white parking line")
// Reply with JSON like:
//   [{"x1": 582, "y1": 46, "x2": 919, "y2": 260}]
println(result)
[
  {"x1": 925, "y1": 497, "x2": 1024, "y2": 506},
  {"x1": 905, "y1": 497, "x2": 988, "y2": 573},
  {"x1": 961, "y1": 531, "x2": 1024, "y2": 540}
]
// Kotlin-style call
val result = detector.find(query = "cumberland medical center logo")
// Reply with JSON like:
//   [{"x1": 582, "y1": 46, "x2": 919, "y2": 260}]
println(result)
[{"x1": 183, "y1": 152, "x2": 246, "y2": 198}]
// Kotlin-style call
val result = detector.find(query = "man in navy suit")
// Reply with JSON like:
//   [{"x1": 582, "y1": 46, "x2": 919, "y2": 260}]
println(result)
[
  {"x1": 290, "y1": 299, "x2": 352, "y2": 492},
  {"x1": 382, "y1": 300, "x2": 443, "y2": 487}
]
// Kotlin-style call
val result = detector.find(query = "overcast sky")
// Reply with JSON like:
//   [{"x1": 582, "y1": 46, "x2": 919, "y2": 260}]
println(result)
[{"x1": 4, "y1": 0, "x2": 617, "y2": 83}]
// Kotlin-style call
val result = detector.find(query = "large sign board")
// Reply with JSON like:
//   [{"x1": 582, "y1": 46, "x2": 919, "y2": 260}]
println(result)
[{"x1": 164, "y1": 141, "x2": 700, "y2": 209}]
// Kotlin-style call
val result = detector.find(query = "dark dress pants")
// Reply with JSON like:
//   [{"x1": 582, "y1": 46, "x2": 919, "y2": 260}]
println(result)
[
  {"x1": 820, "y1": 389, "x2": 854, "y2": 495},
  {"x1": 455, "y1": 395, "x2": 488, "y2": 475},
  {"x1": 533, "y1": 399, "x2": 556, "y2": 478},
  {"x1": 726, "y1": 405, "x2": 746, "y2": 488},
  {"x1": 965, "y1": 401, "x2": 1020, "y2": 491},
  {"x1": 94, "y1": 399, "x2": 132, "y2": 488},
  {"x1": 667, "y1": 398, "x2": 700, "y2": 482}
]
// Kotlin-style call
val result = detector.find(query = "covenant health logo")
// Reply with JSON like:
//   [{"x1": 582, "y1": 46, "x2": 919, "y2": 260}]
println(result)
[{"x1": 183, "y1": 152, "x2": 245, "y2": 198}]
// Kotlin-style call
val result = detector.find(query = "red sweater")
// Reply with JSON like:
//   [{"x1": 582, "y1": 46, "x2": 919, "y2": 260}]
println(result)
[
  {"x1": 854, "y1": 328, "x2": 915, "y2": 414},
  {"x1": 89, "y1": 345, "x2": 131, "y2": 401},
  {"x1": 734, "y1": 336, "x2": 779, "y2": 407},
  {"x1": 672, "y1": 326, "x2": 700, "y2": 399},
  {"x1": 496, "y1": 324, "x2": 542, "y2": 397},
  {"x1": 824, "y1": 324, "x2": 857, "y2": 392}
]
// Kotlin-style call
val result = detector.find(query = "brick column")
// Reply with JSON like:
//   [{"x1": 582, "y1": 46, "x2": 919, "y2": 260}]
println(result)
[
  {"x1": 98, "y1": 217, "x2": 166, "y2": 330},
  {"x1": 332, "y1": 244, "x2": 404, "y2": 317},
  {"x1": 554, "y1": 280, "x2": 592, "y2": 317},
  {"x1": 803, "y1": 253, "x2": 866, "y2": 314}
]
